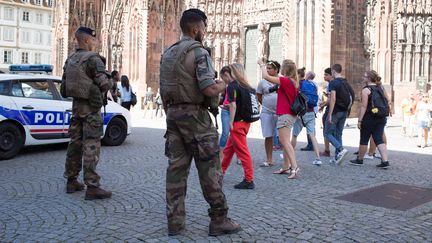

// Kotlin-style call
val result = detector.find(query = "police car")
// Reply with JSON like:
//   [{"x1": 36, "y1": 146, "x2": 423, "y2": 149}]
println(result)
[{"x1": 0, "y1": 65, "x2": 131, "y2": 160}]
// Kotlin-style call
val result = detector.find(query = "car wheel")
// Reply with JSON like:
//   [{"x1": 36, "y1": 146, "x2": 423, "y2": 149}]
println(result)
[
  {"x1": 0, "y1": 122, "x2": 24, "y2": 160},
  {"x1": 102, "y1": 117, "x2": 127, "y2": 146}
]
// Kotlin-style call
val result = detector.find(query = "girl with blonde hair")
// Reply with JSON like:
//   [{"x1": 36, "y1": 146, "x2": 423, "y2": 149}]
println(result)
[
  {"x1": 258, "y1": 59, "x2": 300, "y2": 179},
  {"x1": 221, "y1": 63, "x2": 256, "y2": 189}
]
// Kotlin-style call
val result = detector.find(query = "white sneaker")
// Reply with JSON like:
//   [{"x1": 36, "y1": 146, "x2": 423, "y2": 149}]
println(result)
[
  {"x1": 363, "y1": 154, "x2": 374, "y2": 160},
  {"x1": 312, "y1": 159, "x2": 323, "y2": 166},
  {"x1": 280, "y1": 153, "x2": 284, "y2": 159},
  {"x1": 335, "y1": 149, "x2": 348, "y2": 165},
  {"x1": 374, "y1": 153, "x2": 381, "y2": 159}
]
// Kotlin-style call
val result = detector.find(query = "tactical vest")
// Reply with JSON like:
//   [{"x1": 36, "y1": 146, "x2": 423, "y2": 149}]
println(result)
[
  {"x1": 63, "y1": 51, "x2": 99, "y2": 99},
  {"x1": 160, "y1": 39, "x2": 205, "y2": 105}
]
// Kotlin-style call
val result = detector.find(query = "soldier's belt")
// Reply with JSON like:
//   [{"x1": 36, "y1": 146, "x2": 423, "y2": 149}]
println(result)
[{"x1": 167, "y1": 103, "x2": 204, "y2": 110}]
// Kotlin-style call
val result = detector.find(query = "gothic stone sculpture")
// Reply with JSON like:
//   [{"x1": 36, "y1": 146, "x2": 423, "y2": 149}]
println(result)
[{"x1": 257, "y1": 22, "x2": 269, "y2": 60}]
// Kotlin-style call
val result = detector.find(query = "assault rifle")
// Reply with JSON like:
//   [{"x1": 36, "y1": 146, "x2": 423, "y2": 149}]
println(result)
[{"x1": 204, "y1": 47, "x2": 220, "y2": 129}]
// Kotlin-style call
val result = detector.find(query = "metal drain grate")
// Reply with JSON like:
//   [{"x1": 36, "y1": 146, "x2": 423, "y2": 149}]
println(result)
[{"x1": 335, "y1": 183, "x2": 432, "y2": 211}]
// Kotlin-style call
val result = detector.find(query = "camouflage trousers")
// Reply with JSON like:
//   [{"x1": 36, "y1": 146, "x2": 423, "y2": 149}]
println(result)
[
  {"x1": 64, "y1": 111, "x2": 103, "y2": 187},
  {"x1": 165, "y1": 105, "x2": 228, "y2": 228}
]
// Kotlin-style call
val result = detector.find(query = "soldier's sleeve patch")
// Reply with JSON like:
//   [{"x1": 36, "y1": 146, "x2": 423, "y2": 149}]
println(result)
[{"x1": 195, "y1": 48, "x2": 216, "y2": 90}]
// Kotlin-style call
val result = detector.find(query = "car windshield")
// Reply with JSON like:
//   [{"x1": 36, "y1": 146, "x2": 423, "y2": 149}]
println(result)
[{"x1": 21, "y1": 81, "x2": 53, "y2": 99}]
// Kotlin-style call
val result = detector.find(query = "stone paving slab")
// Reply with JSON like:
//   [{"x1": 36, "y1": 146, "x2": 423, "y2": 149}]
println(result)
[{"x1": 0, "y1": 118, "x2": 432, "y2": 242}]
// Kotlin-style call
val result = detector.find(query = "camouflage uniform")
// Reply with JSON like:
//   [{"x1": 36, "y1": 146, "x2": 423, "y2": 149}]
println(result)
[
  {"x1": 63, "y1": 49, "x2": 111, "y2": 188},
  {"x1": 161, "y1": 37, "x2": 228, "y2": 230}
]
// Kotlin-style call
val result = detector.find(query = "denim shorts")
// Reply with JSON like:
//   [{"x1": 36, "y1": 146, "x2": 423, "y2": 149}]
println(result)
[
  {"x1": 292, "y1": 111, "x2": 316, "y2": 136},
  {"x1": 418, "y1": 120, "x2": 430, "y2": 129}
]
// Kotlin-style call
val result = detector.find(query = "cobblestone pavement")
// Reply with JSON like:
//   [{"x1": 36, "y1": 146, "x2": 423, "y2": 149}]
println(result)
[{"x1": 1, "y1": 115, "x2": 432, "y2": 242}]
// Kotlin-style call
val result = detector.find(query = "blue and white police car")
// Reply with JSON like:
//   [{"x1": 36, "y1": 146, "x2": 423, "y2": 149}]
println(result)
[{"x1": 0, "y1": 65, "x2": 131, "y2": 160}]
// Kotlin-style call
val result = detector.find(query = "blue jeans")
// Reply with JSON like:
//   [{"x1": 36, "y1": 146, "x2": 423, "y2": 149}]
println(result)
[
  {"x1": 219, "y1": 109, "x2": 230, "y2": 147},
  {"x1": 324, "y1": 111, "x2": 347, "y2": 153},
  {"x1": 273, "y1": 127, "x2": 280, "y2": 146}
]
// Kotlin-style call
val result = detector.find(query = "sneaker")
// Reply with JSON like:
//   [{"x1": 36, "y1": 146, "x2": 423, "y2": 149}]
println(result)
[
  {"x1": 300, "y1": 146, "x2": 313, "y2": 151},
  {"x1": 349, "y1": 158, "x2": 364, "y2": 166},
  {"x1": 335, "y1": 148, "x2": 348, "y2": 165},
  {"x1": 376, "y1": 161, "x2": 390, "y2": 169},
  {"x1": 234, "y1": 179, "x2": 255, "y2": 189},
  {"x1": 312, "y1": 159, "x2": 323, "y2": 166},
  {"x1": 373, "y1": 153, "x2": 381, "y2": 159},
  {"x1": 363, "y1": 154, "x2": 374, "y2": 160},
  {"x1": 279, "y1": 153, "x2": 284, "y2": 159}
]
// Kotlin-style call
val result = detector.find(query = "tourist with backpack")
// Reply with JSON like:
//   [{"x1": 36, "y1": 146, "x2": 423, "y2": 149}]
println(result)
[
  {"x1": 296, "y1": 68, "x2": 314, "y2": 152},
  {"x1": 221, "y1": 63, "x2": 260, "y2": 189},
  {"x1": 325, "y1": 64, "x2": 355, "y2": 165},
  {"x1": 259, "y1": 58, "x2": 300, "y2": 179},
  {"x1": 291, "y1": 71, "x2": 322, "y2": 166},
  {"x1": 349, "y1": 70, "x2": 390, "y2": 168}
]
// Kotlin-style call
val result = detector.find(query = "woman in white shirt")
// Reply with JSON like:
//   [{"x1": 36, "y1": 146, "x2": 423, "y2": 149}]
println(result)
[
  {"x1": 119, "y1": 75, "x2": 132, "y2": 110},
  {"x1": 416, "y1": 94, "x2": 431, "y2": 148}
]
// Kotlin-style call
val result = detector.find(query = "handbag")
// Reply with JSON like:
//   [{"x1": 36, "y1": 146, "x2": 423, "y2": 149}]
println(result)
[{"x1": 130, "y1": 92, "x2": 137, "y2": 106}]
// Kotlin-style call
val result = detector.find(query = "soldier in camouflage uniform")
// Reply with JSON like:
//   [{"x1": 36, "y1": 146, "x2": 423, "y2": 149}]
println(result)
[
  {"x1": 61, "y1": 27, "x2": 112, "y2": 200},
  {"x1": 160, "y1": 9, "x2": 241, "y2": 236}
]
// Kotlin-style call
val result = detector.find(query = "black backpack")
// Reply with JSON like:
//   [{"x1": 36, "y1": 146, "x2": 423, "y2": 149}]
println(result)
[
  {"x1": 288, "y1": 79, "x2": 308, "y2": 117},
  {"x1": 290, "y1": 91, "x2": 308, "y2": 117},
  {"x1": 335, "y1": 78, "x2": 355, "y2": 111},
  {"x1": 368, "y1": 86, "x2": 389, "y2": 118},
  {"x1": 237, "y1": 84, "x2": 260, "y2": 123}
]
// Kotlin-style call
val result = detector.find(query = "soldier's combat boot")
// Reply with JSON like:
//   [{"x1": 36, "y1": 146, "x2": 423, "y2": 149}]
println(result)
[
  {"x1": 167, "y1": 223, "x2": 185, "y2": 236},
  {"x1": 66, "y1": 179, "x2": 85, "y2": 193},
  {"x1": 85, "y1": 187, "x2": 112, "y2": 200},
  {"x1": 208, "y1": 217, "x2": 241, "y2": 236}
]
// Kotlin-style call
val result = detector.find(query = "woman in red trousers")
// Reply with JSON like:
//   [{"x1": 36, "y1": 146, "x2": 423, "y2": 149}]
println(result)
[{"x1": 221, "y1": 63, "x2": 255, "y2": 189}]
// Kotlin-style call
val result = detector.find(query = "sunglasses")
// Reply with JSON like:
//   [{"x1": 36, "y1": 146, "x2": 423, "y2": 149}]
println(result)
[{"x1": 267, "y1": 62, "x2": 277, "y2": 68}]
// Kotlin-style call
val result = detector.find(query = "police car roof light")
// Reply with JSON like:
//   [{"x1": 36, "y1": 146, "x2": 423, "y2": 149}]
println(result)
[{"x1": 9, "y1": 64, "x2": 53, "y2": 73}]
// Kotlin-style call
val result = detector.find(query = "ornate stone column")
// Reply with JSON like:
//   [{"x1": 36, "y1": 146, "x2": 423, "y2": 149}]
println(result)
[
  {"x1": 395, "y1": 45, "x2": 404, "y2": 82},
  {"x1": 424, "y1": 45, "x2": 431, "y2": 82},
  {"x1": 414, "y1": 44, "x2": 422, "y2": 78},
  {"x1": 404, "y1": 44, "x2": 413, "y2": 82}
]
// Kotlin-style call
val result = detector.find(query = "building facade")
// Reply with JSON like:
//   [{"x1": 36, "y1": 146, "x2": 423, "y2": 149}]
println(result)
[
  {"x1": 365, "y1": 0, "x2": 432, "y2": 113},
  {"x1": 53, "y1": 0, "x2": 368, "y2": 110},
  {"x1": 0, "y1": 0, "x2": 54, "y2": 72}
]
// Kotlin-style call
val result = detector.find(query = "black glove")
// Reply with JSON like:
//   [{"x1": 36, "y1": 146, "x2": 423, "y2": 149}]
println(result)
[{"x1": 268, "y1": 84, "x2": 279, "y2": 93}]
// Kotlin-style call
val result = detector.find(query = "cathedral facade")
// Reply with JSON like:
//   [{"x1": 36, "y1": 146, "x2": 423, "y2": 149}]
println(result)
[
  {"x1": 365, "y1": 0, "x2": 432, "y2": 110},
  {"x1": 53, "y1": 0, "x2": 369, "y2": 111}
]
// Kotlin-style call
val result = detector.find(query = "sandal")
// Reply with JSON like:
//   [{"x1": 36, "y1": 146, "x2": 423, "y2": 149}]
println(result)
[
  {"x1": 260, "y1": 162, "x2": 274, "y2": 167},
  {"x1": 288, "y1": 167, "x2": 300, "y2": 179},
  {"x1": 273, "y1": 167, "x2": 291, "y2": 174}
]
